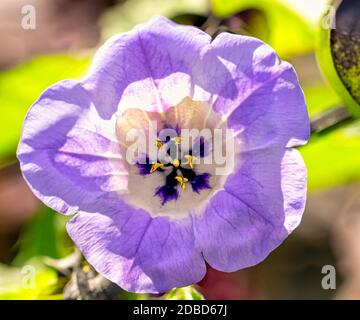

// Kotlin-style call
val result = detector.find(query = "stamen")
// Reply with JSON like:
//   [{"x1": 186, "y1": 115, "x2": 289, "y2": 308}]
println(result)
[
  {"x1": 155, "y1": 138, "x2": 163, "y2": 149},
  {"x1": 172, "y1": 159, "x2": 180, "y2": 168},
  {"x1": 175, "y1": 176, "x2": 188, "y2": 190},
  {"x1": 184, "y1": 155, "x2": 197, "y2": 169},
  {"x1": 142, "y1": 131, "x2": 211, "y2": 204},
  {"x1": 82, "y1": 264, "x2": 91, "y2": 273},
  {"x1": 171, "y1": 136, "x2": 182, "y2": 145},
  {"x1": 150, "y1": 162, "x2": 164, "y2": 173}
]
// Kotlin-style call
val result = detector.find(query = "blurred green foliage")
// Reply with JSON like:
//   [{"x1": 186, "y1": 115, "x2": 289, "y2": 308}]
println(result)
[
  {"x1": 303, "y1": 84, "x2": 341, "y2": 116},
  {"x1": 164, "y1": 286, "x2": 205, "y2": 300},
  {"x1": 0, "y1": 55, "x2": 89, "y2": 298},
  {"x1": 303, "y1": 121, "x2": 360, "y2": 191},
  {"x1": 0, "y1": 208, "x2": 72, "y2": 299},
  {"x1": 12, "y1": 208, "x2": 72, "y2": 266},
  {"x1": 102, "y1": 0, "x2": 208, "y2": 39},
  {"x1": 0, "y1": 264, "x2": 60, "y2": 300},
  {"x1": 0, "y1": 54, "x2": 90, "y2": 163},
  {"x1": 211, "y1": 0, "x2": 315, "y2": 58}
]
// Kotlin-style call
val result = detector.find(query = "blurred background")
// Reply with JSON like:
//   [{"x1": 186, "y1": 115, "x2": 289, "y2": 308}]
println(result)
[{"x1": 1, "y1": 0, "x2": 360, "y2": 300}]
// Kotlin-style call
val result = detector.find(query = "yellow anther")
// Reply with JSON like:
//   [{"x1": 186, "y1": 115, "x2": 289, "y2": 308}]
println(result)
[
  {"x1": 155, "y1": 138, "x2": 163, "y2": 149},
  {"x1": 82, "y1": 264, "x2": 91, "y2": 274},
  {"x1": 171, "y1": 136, "x2": 183, "y2": 145},
  {"x1": 172, "y1": 159, "x2": 180, "y2": 168},
  {"x1": 184, "y1": 155, "x2": 197, "y2": 169},
  {"x1": 175, "y1": 176, "x2": 189, "y2": 190},
  {"x1": 150, "y1": 162, "x2": 164, "y2": 173}
]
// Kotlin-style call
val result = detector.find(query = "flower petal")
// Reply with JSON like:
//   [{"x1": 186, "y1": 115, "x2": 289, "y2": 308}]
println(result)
[
  {"x1": 203, "y1": 32, "x2": 310, "y2": 149},
  {"x1": 82, "y1": 16, "x2": 212, "y2": 118},
  {"x1": 194, "y1": 148, "x2": 306, "y2": 271},
  {"x1": 17, "y1": 79, "x2": 128, "y2": 215},
  {"x1": 67, "y1": 211, "x2": 206, "y2": 293}
]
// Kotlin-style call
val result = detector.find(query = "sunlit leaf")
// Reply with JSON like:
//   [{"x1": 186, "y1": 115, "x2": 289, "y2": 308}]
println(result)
[
  {"x1": 101, "y1": 0, "x2": 208, "y2": 39},
  {"x1": 164, "y1": 286, "x2": 205, "y2": 300},
  {"x1": 0, "y1": 263, "x2": 59, "y2": 300},
  {"x1": 301, "y1": 120, "x2": 360, "y2": 191},
  {"x1": 210, "y1": 0, "x2": 318, "y2": 58},
  {"x1": 0, "y1": 54, "x2": 90, "y2": 161},
  {"x1": 304, "y1": 83, "x2": 342, "y2": 116},
  {"x1": 12, "y1": 207, "x2": 72, "y2": 266}
]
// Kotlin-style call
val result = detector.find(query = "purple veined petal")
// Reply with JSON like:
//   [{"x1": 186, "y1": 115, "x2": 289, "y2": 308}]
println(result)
[
  {"x1": 17, "y1": 79, "x2": 128, "y2": 215},
  {"x1": 81, "y1": 16, "x2": 213, "y2": 119},
  {"x1": 202, "y1": 32, "x2": 310, "y2": 150},
  {"x1": 193, "y1": 147, "x2": 306, "y2": 271},
  {"x1": 66, "y1": 210, "x2": 206, "y2": 293}
]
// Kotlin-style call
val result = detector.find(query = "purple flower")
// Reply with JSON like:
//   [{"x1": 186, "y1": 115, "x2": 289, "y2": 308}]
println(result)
[{"x1": 17, "y1": 16, "x2": 310, "y2": 293}]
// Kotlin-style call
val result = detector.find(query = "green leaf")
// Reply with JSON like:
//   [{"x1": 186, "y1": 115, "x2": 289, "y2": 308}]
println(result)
[
  {"x1": 0, "y1": 263, "x2": 59, "y2": 300},
  {"x1": 102, "y1": 0, "x2": 208, "y2": 39},
  {"x1": 301, "y1": 120, "x2": 360, "y2": 191},
  {"x1": 210, "y1": 0, "x2": 316, "y2": 58},
  {"x1": 0, "y1": 54, "x2": 90, "y2": 161},
  {"x1": 164, "y1": 286, "x2": 205, "y2": 300},
  {"x1": 12, "y1": 207, "x2": 72, "y2": 266},
  {"x1": 303, "y1": 83, "x2": 342, "y2": 117}
]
